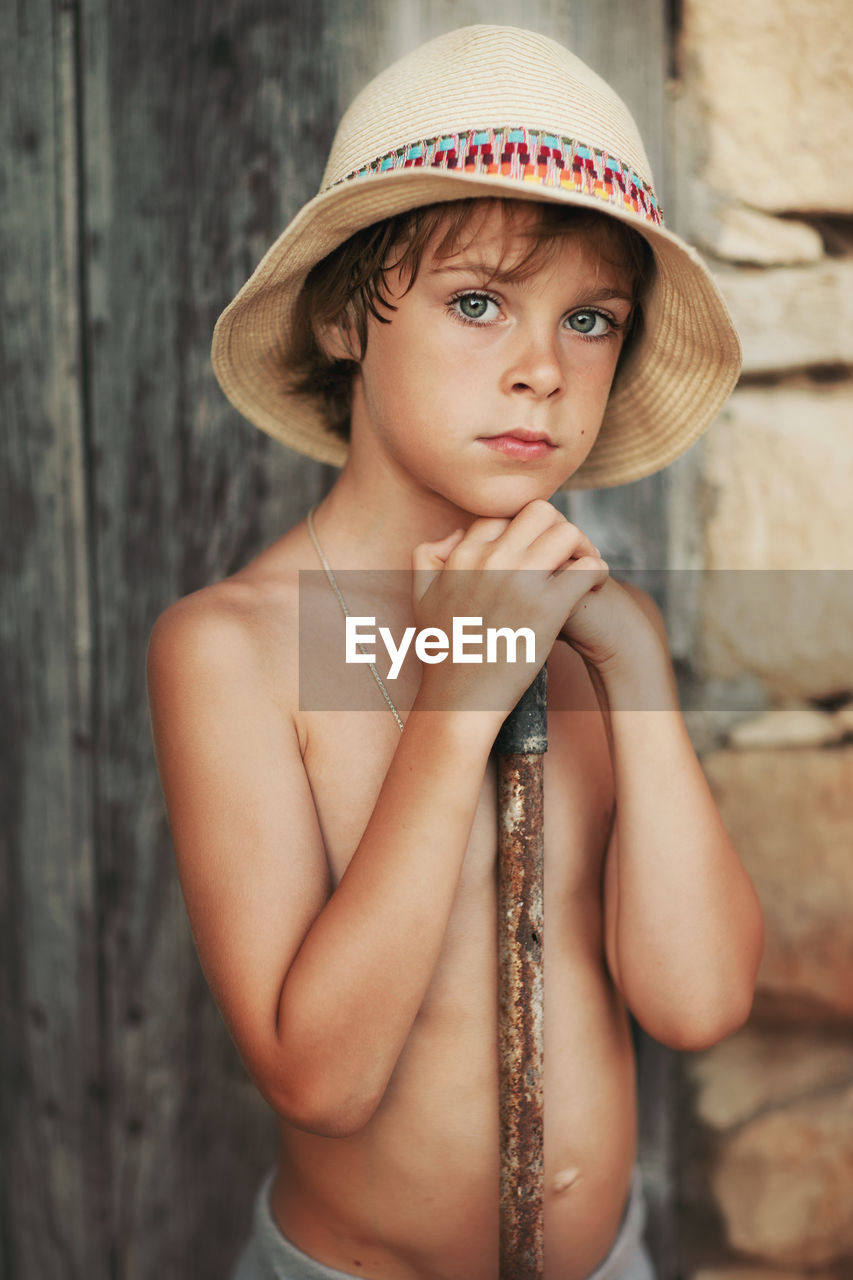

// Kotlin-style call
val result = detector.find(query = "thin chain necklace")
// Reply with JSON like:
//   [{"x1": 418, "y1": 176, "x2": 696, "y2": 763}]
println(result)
[{"x1": 306, "y1": 507, "x2": 405, "y2": 734}]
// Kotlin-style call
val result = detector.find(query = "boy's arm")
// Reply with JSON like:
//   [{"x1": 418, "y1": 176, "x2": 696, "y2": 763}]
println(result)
[
  {"x1": 586, "y1": 585, "x2": 764, "y2": 1049},
  {"x1": 146, "y1": 591, "x2": 502, "y2": 1138}
]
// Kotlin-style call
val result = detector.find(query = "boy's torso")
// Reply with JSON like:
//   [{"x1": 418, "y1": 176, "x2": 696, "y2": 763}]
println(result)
[{"x1": 217, "y1": 528, "x2": 638, "y2": 1280}]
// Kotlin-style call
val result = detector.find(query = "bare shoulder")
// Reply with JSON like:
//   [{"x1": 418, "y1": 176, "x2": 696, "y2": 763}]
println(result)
[
  {"x1": 148, "y1": 577, "x2": 293, "y2": 688},
  {"x1": 148, "y1": 578, "x2": 268, "y2": 652},
  {"x1": 146, "y1": 527, "x2": 309, "y2": 713},
  {"x1": 145, "y1": 563, "x2": 307, "y2": 864}
]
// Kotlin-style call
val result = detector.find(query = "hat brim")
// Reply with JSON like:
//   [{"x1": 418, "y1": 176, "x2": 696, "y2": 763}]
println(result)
[{"x1": 212, "y1": 167, "x2": 741, "y2": 489}]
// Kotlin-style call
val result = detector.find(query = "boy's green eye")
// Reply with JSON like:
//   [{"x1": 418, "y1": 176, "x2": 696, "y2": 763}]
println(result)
[
  {"x1": 457, "y1": 294, "x2": 491, "y2": 320},
  {"x1": 569, "y1": 311, "x2": 601, "y2": 334}
]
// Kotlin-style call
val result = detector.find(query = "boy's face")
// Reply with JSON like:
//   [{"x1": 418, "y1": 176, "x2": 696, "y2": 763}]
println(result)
[{"x1": 347, "y1": 201, "x2": 635, "y2": 518}]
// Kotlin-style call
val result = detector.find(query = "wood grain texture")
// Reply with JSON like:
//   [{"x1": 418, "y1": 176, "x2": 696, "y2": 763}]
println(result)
[
  {"x1": 79, "y1": 0, "x2": 332, "y2": 1272},
  {"x1": 1, "y1": 0, "x2": 105, "y2": 1275},
  {"x1": 2, "y1": 0, "x2": 675, "y2": 1274}
]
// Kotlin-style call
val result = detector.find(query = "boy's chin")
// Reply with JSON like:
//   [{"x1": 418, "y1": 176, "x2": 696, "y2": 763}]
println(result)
[{"x1": 463, "y1": 480, "x2": 567, "y2": 521}]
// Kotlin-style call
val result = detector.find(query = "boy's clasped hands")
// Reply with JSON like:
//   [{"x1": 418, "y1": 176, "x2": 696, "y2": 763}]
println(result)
[{"x1": 412, "y1": 497, "x2": 661, "y2": 714}]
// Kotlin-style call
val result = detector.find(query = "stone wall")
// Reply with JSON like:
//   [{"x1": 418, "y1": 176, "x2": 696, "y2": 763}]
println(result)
[{"x1": 669, "y1": 2, "x2": 853, "y2": 1276}]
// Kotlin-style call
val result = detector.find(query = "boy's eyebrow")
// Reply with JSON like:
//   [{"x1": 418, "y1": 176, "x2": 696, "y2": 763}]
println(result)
[
  {"x1": 428, "y1": 261, "x2": 528, "y2": 282},
  {"x1": 428, "y1": 261, "x2": 634, "y2": 301}
]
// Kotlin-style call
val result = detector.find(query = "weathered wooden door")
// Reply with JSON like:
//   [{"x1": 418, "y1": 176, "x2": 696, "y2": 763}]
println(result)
[{"x1": 2, "y1": 2, "x2": 675, "y2": 1275}]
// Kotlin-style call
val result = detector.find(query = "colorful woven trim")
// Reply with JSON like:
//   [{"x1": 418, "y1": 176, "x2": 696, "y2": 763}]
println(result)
[{"x1": 329, "y1": 128, "x2": 662, "y2": 226}]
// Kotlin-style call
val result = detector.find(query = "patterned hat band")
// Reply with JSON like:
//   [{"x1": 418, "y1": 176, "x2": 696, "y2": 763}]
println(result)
[{"x1": 327, "y1": 128, "x2": 663, "y2": 227}]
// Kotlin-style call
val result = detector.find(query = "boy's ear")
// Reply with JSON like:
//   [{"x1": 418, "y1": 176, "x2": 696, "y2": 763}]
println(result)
[{"x1": 315, "y1": 314, "x2": 357, "y2": 362}]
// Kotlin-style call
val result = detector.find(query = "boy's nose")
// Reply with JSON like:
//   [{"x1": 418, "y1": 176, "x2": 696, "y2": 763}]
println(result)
[{"x1": 502, "y1": 327, "x2": 565, "y2": 400}]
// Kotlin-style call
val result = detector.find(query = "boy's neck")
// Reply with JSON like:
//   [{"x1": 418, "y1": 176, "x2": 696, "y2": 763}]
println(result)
[{"x1": 311, "y1": 463, "x2": 475, "y2": 571}]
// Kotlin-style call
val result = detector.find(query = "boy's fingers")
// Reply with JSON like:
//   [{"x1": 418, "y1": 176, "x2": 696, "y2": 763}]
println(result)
[
  {"x1": 450, "y1": 517, "x2": 511, "y2": 559},
  {"x1": 488, "y1": 506, "x2": 600, "y2": 570},
  {"x1": 412, "y1": 529, "x2": 465, "y2": 602},
  {"x1": 526, "y1": 521, "x2": 601, "y2": 572},
  {"x1": 412, "y1": 528, "x2": 466, "y2": 567}
]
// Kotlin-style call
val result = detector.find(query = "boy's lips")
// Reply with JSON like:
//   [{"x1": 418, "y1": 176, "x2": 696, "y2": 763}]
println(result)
[{"x1": 479, "y1": 429, "x2": 556, "y2": 459}]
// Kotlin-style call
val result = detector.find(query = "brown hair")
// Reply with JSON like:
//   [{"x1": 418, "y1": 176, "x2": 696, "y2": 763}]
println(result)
[{"x1": 288, "y1": 198, "x2": 655, "y2": 441}]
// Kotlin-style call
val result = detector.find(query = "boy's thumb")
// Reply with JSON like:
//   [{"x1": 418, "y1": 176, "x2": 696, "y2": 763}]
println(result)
[{"x1": 412, "y1": 528, "x2": 465, "y2": 602}]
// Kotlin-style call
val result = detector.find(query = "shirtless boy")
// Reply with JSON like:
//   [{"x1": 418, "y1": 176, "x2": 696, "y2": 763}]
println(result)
[{"x1": 146, "y1": 26, "x2": 764, "y2": 1280}]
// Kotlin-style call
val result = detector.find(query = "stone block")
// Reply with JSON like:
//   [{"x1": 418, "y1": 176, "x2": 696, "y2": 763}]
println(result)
[
  {"x1": 699, "y1": 385, "x2": 853, "y2": 702},
  {"x1": 710, "y1": 1082, "x2": 853, "y2": 1266},
  {"x1": 717, "y1": 260, "x2": 853, "y2": 374},
  {"x1": 681, "y1": 1029, "x2": 853, "y2": 1275},
  {"x1": 727, "y1": 708, "x2": 846, "y2": 750},
  {"x1": 686, "y1": 1025, "x2": 853, "y2": 1130},
  {"x1": 679, "y1": 0, "x2": 853, "y2": 214},
  {"x1": 695, "y1": 204, "x2": 825, "y2": 268},
  {"x1": 702, "y1": 749, "x2": 853, "y2": 1020}
]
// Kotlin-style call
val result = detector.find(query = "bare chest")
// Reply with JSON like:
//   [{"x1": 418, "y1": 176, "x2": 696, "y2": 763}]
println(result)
[{"x1": 297, "y1": 691, "x2": 614, "y2": 934}]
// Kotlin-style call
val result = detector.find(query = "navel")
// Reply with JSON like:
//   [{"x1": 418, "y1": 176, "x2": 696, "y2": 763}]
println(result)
[{"x1": 552, "y1": 1166, "x2": 582, "y2": 1194}]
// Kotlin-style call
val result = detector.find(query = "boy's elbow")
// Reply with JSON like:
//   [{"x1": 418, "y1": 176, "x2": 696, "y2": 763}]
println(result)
[
  {"x1": 650, "y1": 895, "x2": 765, "y2": 1052},
  {"x1": 260, "y1": 1064, "x2": 384, "y2": 1139},
  {"x1": 641, "y1": 968, "x2": 759, "y2": 1052},
  {"x1": 658, "y1": 991, "x2": 754, "y2": 1052},
  {"x1": 284, "y1": 1090, "x2": 383, "y2": 1140}
]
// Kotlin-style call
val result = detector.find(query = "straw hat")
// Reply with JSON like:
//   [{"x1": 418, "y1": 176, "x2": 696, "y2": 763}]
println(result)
[{"x1": 212, "y1": 25, "x2": 741, "y2": 490}]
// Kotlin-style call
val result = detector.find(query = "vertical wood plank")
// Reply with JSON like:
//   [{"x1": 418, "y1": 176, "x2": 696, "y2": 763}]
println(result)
[
  {"x1": 1, "y1": 0, "x2": 106, "y2": 1275},
  {"x1": 569, "y1": 0, "x2": 668, "y2": 191},
  {"x1": 77, "y1": 0, "x2": 335, "y2": 1272}
]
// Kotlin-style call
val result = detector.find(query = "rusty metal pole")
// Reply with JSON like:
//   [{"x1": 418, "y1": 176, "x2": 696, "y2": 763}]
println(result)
[{"x1": 495, "y1": 666, "x2": 547, "y2": 1280}]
